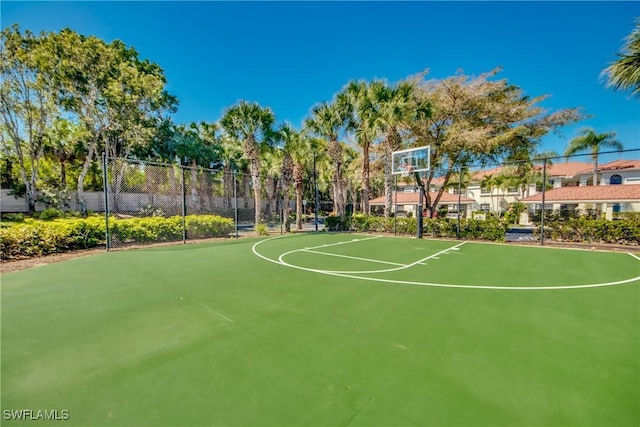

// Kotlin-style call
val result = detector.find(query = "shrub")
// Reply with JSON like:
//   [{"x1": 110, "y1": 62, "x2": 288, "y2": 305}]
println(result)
[
  {"x1": 38, "y1": 207, "x2": 65, "y2": 220},
  {"x1": 137, "y1": 204, "x2": 167, "y2": 217},
  {"x1": 109, "y1": 215, "x2": 233, "y2": 243},
  {"x1": 255, "y1": 222, "x2": 269, "y2": 236},
  {"x1": 1, "y1": 213, "x2": 25, "y2": 222},
  {"x1": 325, "y1": 214, "x2": 349, "y2": 231},
  {"x1": 0, "y1": 214, "x2": 234, "y2": 260},
  {"x1": 0, "y1": 217, "x2": 106, "y2": 260}
]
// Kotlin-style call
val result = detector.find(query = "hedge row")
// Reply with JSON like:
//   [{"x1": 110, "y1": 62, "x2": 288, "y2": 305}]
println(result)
[
  {"x1": 541, "y1": 217, "x2": 640, "y2": 245},
  {"x1": 329, "y1": 213, "x2": 508, "y2": 241},
  {"x1": 0, "y1": 215, "x2": 234, "y2": 260},
  {"x1": 327, "y1": 213, "x2": 640, "y2": 245}
]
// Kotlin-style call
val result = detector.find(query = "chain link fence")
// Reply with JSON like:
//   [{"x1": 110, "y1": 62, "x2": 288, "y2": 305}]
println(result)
[
  {"x1": 102, "y1": 149, "x2": 639, "y2": 248},
  {"x1": 103, "y1": 156, "x2": 258, "y2": 249}
]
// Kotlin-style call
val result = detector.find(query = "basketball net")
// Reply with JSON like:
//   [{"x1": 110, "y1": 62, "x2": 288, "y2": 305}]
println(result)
[{"x1": 401, "y1": 164, "x2": 413, "y2": 178}]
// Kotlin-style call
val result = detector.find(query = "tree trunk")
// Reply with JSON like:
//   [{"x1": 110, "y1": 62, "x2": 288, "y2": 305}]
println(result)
[
  {"x1": 77, "y1": 140, "x2": 97, "y2": 217},
  {"x1": 265, "y1": 176, "x2": 276, "y2": 221},
  {"x1": 383, "y1": 130, "x2": 401, "y2": 217},
  {"x1": 167, "y1": 164, "x2": 179, "y2": 215},
  {"x1": 190, "y1": 160, "x2": 198, "y2": 212},
  {"x1": 592, "y1": 154, "x2": 598, "y2": 186},
  {"x1": 250, "y1": 158, "x2": 262, "y2": 224},
  {"x1": 60, "y1": 160, "x2": 67, "y2": 188},
  {"x1": 362, "y1": 140, "x2": 370, "y2": 215},
  {"x1": 294, "y1": 164, "x2": 304, "y2": 230},
  {"x1": 223, "y1": 167, "x2": 232, "y2": 209},
  {"x1": 243, "y1": 173, "x2": 250, "y2": 209},
  {"x1": 14, "y1": 149, "x2": 36, "y2": 213},
  {"x1": 282, "y1": 182, "x2": 291, "y2": 233},
  {"x1": 327, "y1": 139, "x2": 345, "y2": 217}
]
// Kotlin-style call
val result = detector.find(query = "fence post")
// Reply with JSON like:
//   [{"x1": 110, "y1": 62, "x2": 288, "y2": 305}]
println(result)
[
  {"x1": 102, "y1": 153, "x2": 111, "y2": 251},
  {"x1": 181, "y1": 163, "x2": 186, "y2": 244},
  {"x1": 233, "y1": 170, "x2": 238, "y2": 239},
  {"x1": 314, "y1": 153, "x2": 319, "y2": 232},
  {"x1": 457, "y1": 166, "x2": 462, "y2": 240},
  {"x1": 541, "y1": 158, "x2": 547, "y2": 246},
  {"x1": 393, "y1": 174, "x2": 398, "y2": 236}
]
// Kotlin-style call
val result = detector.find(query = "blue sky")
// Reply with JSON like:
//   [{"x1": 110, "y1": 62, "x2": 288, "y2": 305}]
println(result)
[{"x1": 2, "y1": 1, "x2": 639, "y2": 162}]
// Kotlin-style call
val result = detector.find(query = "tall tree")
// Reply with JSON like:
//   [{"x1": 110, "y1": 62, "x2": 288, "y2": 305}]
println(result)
[
  {"x1": 407, "y1": 68, "x2": 581, "y2": 217},
  {"x1": 371, "y1": 80, "x2": 431, "y2": 217},
  {"x1": 304, "y1": 101, "x2": 349, "y2": 217},
  {"x1": 275, "y1": 123, "x2": 302, "y2": 231},
  {"x1": 169, "y1": 122, "x2": 222, "y2": 211},
  {"x1": 216, "y1": 133, "x2": 246, "y2": 209},
  {"x1": 220, "y1": 101, "x2": 276, "y2": 225},
  {"x1": 42, "y1": 29, "x2": 177, "y2": 214},
  {"x1": 498, "y1": 150, "x2": 558, "y2": 199},
  {"x1": 44, "y1": 117, "x2": 86, "y2": 189},
  {"x1": 339, "y1": 80, "x2": 386, "y2": 214},
  {"x1": 260, "y1": 147, "x2": 281, "y2": 222},
  {"x1": 602, "y1": 19, "x2": 640, "y2": 98},
  {"x1": 564, "y1": 128, "x2": 623, "y2": 186},
  {"x1": 0, "y1": 25, "x2": 57, "y2": 212}
]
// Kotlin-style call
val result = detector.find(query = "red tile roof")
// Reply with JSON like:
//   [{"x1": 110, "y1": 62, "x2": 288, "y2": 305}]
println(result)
[
  {"x1": 370, "y1": 191, "x2": 475, "y2": 205},
  {"x1": 465, "y1": 162, "x2": 592, "y2": 181},
  {"x1": 469, "y1": 167, "x2": 503, "y2": 181},
  {"x1": 414, "y1": 159, "x2": 635, "y2": 188},
  {"x1": 519, "y1": 184, "x2": 640, "y2": 203},
  {"x1": 577, "y1": 159, "x2": 640, "y2": 174},
  {"x1": 544, "y1": 162, "x2": 592, "y2": 178}
]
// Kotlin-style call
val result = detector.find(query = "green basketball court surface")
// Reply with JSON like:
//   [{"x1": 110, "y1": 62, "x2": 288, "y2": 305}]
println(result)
[{"x1": 2, "y1": 233, "x2": 639, "y2": 426}]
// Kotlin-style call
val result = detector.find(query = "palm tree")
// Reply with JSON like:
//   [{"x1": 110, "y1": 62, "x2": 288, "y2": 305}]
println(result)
[
  {"x1": 339, "y1": 80, "x2": 382, "y2": 214},
  {"x1": 481, "y1": 174, "x2": 499, "y2": 215},
  {"x1": 260, "y1": 147, "x2": 282, "y2": 222},
  {"x1": 275, "y1": 123, "x2": 311, "y2": 231},
  {"x1": 217, "y1": 133, "x2": 244, "y2": 209},
  {"x1": 276, "y1": 124, "x2": 296, "y2": 231},
  {"x1": 220, "y1": 101, "x2": 276, "y2": 225},
  {"x1": 602, "y1": 19, "x2": 640, "y2": 98},
  {"x1": 304, "y1": 101, "x2": 349, "y2": 217},
  {"x1": 372, "y1": 80, "x2": 431, "y2": 217},
  {"x1": 564, "y1": 128, "x2": 623, "y2": 186}
]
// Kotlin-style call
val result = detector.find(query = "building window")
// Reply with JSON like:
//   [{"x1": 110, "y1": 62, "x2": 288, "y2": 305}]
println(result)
[
  {"x1": 451, "y1": 187, "x2": 465, "y2": 195},
  {"x1": 480, "y1": 187, "x2": 491, "y2": 195},
  {"x1": 480, "y1": 203, "x2": 490, "y2": 212},
  {"x1": 610, "y1": 174, "x2": 622, "y2": 185},
  {"x1": 613, "y1": 204, "x2": 621, "y2": 213},
  {"x1": 507, "y1": 186, "x2": 518, "y2": 194}
]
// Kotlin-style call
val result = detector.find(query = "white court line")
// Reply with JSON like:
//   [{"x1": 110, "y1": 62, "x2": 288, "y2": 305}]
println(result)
[
  {"x1": 252, "y1": 235, "x2": 640, "y2": 291},
  {"x1": 195, "y1": 300, "x2": 234, "y2": 323},
  {"x1": 304, "y1": 235, "x2": 383, "y2": 251},
  {"x1": 286, "y1": 241, "x2": 467, "y2": 274},
  {"x1": 302, "y1": 249, "x2": 408, "y2": 267},
  {"x1": 629, "y1": 252, "x2": 640, "y2": 261}
]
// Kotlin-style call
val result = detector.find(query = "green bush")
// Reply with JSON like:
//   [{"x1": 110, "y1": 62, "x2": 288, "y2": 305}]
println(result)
[
  {"x1": 325, "y1": 214, "x2": 349, "y2": 231},
  {"x1": 1, "y1": 213, "x2": 25, "y2": 222},
  {"x1": 0, "y1": 214, "x2": 234, "y2": 260},
  {"x1": 110, "y1": 215, "x2": 233, "y2": 243},
  {"x1": 0, "y1": 216, "x2": 106, "y2": 260},
  {"x1": 255, "y1": 222, "x2": 269, "y2": 236},
  {"x1": 543, "y1": 217, "x2": 640, "y2": 245},
  {"x1": 38, "y1": 207, "x2": 65, "y2": 220}
]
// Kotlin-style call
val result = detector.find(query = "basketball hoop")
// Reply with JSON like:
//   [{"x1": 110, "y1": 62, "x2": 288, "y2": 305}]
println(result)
[{"x1": 401, "y1": 164, "x2": 413, "y2": 178}]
